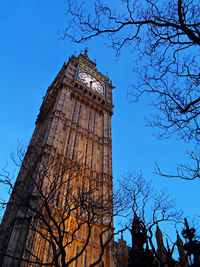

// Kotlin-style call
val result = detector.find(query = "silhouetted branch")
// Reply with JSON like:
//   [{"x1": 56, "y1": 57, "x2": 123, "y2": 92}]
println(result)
[{"x1": 154, "y1": 150, "x2": 200, "y2": 180}]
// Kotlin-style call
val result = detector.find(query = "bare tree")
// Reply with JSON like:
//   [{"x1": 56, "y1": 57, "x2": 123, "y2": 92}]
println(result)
[
  {"x1": 0, "y1": 143, "x2": 115, "y2": 266},
  {"x1": 113, "y1": 172, "x2": 183, "y2": 266},
  {"x1": 0, "y1": 143, "x2": 184, "y2": 267},
  {"x1": 64, "y1": 0, "x2": 200, "y2": 180},
  {"x1": 0, "y1": 144, "x2": 186, "y2": 267}
]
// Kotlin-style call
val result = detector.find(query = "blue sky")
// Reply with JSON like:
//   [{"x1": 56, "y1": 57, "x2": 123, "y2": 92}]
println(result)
[{"x1": 1, "y1": 0, "x2": 199, "y2": 243}]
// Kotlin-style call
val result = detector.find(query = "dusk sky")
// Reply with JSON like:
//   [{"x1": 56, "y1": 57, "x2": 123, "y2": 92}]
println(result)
[{"x1": 1, "y1": 0, "x2": 199, "y2": 244}]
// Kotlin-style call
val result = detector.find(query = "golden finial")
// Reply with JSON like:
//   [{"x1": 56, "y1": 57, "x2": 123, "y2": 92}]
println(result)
[{"x1": 84, "y1": 47, "x2": 88, "y2": 56}]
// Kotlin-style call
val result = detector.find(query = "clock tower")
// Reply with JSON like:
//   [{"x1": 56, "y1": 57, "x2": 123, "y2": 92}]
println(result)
[{"x1": 0, "y1": 50, "x2": 115, "y2": 266}]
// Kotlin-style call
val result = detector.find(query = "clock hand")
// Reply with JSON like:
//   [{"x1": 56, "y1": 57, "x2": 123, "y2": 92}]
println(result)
[{"x1": 89, "y1": 81, "x2": 93, "y2": 88}]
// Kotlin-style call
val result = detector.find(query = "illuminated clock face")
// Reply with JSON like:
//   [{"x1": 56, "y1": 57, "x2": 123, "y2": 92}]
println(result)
[{"x1": 78, "y1": 71, "x2": 105, "y2": 95}]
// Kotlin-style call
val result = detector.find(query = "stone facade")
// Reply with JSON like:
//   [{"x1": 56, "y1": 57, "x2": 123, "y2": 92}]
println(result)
[{"x1": 0, "y1": 51, "x2": 115, "y2": 266}]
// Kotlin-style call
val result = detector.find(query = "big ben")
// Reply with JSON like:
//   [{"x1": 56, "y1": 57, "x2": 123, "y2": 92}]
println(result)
[{"x1": 0, "y1": 50, "x2": 115, "y2": 266}]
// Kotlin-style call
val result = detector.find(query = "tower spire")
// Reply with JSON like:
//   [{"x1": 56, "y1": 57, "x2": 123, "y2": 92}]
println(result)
[
  {"x1": 156, "y1": 224, "x2": 167, "y2": 262},
  {"x1": 121, "y1": 231, "x2": 124, "y2": 241},
  {"x1": 0, "y1": 52, "x2": 115, "y2": 266},
  {"x1": 176, "y1": 230, "x2": 188, "y2": 265}
]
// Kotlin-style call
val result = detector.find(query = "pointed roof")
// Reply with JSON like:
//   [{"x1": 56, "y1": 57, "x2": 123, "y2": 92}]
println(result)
[
  {"x1": 176, "y1": 230, "x2": 184, "y2": 246},
  {"x1": 155, "y1": 224, "x2": 163, "y2": 239}
]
